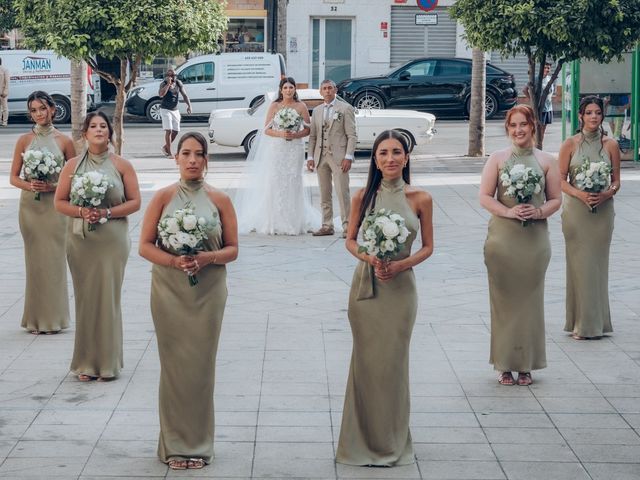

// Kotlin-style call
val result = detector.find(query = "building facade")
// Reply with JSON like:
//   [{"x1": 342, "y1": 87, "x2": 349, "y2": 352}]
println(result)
[{"x1": 285, "y1": 0, "x2": 529, "y2": 90}]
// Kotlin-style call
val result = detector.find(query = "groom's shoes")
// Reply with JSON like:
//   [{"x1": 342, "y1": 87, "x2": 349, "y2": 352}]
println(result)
[{"x1": 312, "y1": 226, "x2": 334, "y2": 236}]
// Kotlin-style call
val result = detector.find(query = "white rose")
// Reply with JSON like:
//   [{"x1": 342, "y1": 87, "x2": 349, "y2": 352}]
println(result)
[
  {"x1": 90, "y1": 197, "x2": 101, "y2": 206},
  {"x1": 198, "y1": 217, "x2": 207, "y2": 226},
  {"x1": 389, "y1": 213, "x2": 403, "y2": 222},
  {"x1": 55, "y1": 167, "x2": 61, "y2": 173},
  {"x1": 381, "y1": 221, "x2": 400, "y2": 239},
  {"x1": 534, "y1": 184, "x2": 541, "y2": 194},
  {"x1": 86, "y1": 171, "x2": 103, "y2": 185},
  {"x1": 515, "y1": 182, "x2": 524, "y2": 190},
  {"x1": 168, "y1": 235, "x2": 182, "y2": 250},
  {"x1": 182, "y1": 214, "x2": 197, "y2": 231},
  {"x1": 369, "y1": 244, "x2": 380, "y2": 256},
  {"x1": 364, "y1": 228, "x2": 376, "y2": 241},
  {"x1": 32, "y1": 150, "x2": 43, "y2": 161},
  {"x1": 383, "y1": 239, "x2": 396, "y2": 252},
  {"x1": 584, "y1": 179, "x2": 593, "y2": 188},
  {"x1": 184, "y1": 233, "x2": 199, "y2": 249},
  {"x1": 175, "y1": 231, "x2": 191, "y2": 246},
  {"x1": 165, "y1": 217, "x2": 180, "y2": 234},
  {"x1": 24, "y1": 167, "x2": 32, "y2": 175},
  {"x1": 506, "y1": 186, "x2": 516, "y2": 196}
]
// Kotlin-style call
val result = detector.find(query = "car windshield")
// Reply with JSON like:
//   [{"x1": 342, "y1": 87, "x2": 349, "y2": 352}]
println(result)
[{"x1": 248, "y1": 95, "x2": 266, "y2": 115}]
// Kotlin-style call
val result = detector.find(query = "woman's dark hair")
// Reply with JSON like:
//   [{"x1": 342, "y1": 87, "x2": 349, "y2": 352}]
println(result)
[
  {"x1": 27, "y1": 91, "x2": 56, "y2": 124},
  {"x1": 82, "y1": 111, "x2": 114, "y2": 143},
  {"x1": 357, "y1": 130, "x2": 411, "y2": 229},
  {"x1": 577, "y1": 95, "x2": 605, "y2": 153},
  {"x1": 276, "y1": 77, "x2": 299, "y2": 102},
  {"x1": 177, "y1": 131, "x2": 209, "y2": 172}
]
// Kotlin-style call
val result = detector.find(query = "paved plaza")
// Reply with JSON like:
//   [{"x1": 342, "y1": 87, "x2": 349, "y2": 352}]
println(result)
[{"x1": 0, "y1": 124, "x2": 640, "y2": 479}]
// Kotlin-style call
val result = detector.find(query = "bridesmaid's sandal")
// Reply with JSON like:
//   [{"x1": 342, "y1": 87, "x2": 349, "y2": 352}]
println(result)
[
  {"x1": 187, "y1": 458, "x2": 205, "y2": 469},
  {"x1": 571, "y1": 333, "x2": 587, "y2": 340},
  {"x1": 498, "y1": 372, "x2": 515, "y2": 385},
  {"x1": 517, "y1": 372, "x2": 532, "y2": 386},
  {"x1": 77, "y1": 374, "x2": 96, "y2": 382},
  {"x1": 168, "y1": 459, "x2": 188, "y2": 470}
]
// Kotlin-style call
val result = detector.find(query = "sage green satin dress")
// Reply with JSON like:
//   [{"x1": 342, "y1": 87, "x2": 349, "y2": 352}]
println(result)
[
  {"x1": 562, "y1": 130, "x2": 614, "y2": 337},
  {"x1": 151, "y1": 179, "x2": 227, "y2": 465},
  {"x1": 337, "y1": 177, "x2": 419, "y2": 467},
  {"x1": 18, "y1": 125, "x2": 70, "y2": 333},
  {"x1": 484, "y1": 146, "x2": 550, "y2": 373},
  {"x1": 68, "y1": 151, "x2": 130, "y2": 379}
]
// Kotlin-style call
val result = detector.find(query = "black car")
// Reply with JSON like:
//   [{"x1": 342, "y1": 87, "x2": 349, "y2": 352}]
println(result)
[{"x1": 337, "y1": 57, "x2": 517, "y2": 119}]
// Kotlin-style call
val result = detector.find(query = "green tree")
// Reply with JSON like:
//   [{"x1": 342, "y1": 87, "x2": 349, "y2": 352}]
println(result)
[
  {"x1": 0, "y1": 0, "x2": 16, "y2": 34},
  {"x1": 15, "y1": 0, "x2": 228, "y2": 153},
  {"x1": 450, "y1": 0, "x2": 640, "y2": 148}
]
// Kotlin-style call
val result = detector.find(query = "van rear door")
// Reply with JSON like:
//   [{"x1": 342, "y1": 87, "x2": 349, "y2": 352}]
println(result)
[{"x1": 176, "y1": 61, "x2": 217, "y2": 116}]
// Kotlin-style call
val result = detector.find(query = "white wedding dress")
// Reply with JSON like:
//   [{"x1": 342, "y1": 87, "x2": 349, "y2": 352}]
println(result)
[{"x1": 234, "y1": 118, "x2": 320, "y2": 235}]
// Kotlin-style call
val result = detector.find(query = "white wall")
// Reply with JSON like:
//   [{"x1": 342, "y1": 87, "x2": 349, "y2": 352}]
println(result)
[{"x1": 285, "y1": 0, "x2": 467, "y2": 85}]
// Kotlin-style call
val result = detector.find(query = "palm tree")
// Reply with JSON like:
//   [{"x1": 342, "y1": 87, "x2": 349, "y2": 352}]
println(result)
[{"x1": 467, "y1": 48, "x2": 486, "y2": 157}]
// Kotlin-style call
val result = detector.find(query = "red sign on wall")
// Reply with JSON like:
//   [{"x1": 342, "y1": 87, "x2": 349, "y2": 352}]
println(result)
[{"x1": 417, "y1": 0, "x2": 438, "y2": 12}]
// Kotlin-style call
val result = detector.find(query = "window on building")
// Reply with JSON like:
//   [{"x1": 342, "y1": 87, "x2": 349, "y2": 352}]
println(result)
[{"x1": 222, "y1": 18, "x2": 266, "y2": 53}]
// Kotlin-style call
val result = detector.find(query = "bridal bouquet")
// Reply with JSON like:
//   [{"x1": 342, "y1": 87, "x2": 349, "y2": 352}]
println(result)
[
  {"x1": 157, "y1": 202, "x2": 215, "y2": 286},
  {"x1": 500, "y1": 162, "x2": 543, "y2": 226},
  {"x1": 358, "y1": 208, "x2": 410, "y2": 261},
  {"x1": 22, "y1": 148, "x2": 63, "y2": 200},
  {"x1": 70, "y1": 170, "x2": 112, "y2": 231},
  {"x1": 273, "y1": 107, "x2": 302, "y2": 140},
  {"x1": 574, "y1": 158, "x2": 611, "y2": 213}
]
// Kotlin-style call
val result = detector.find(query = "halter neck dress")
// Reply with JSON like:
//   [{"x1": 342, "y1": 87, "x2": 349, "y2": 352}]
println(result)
[
  {"x1": 484, "y1": 145, "x2": 550, "y2": 373},
  {"x1": 67, "y1": 150, "x2": 130, "y2": 379},
  {"x1": 151, "y1": 179, "x2": 227, "y2": 465},
  {"x1": 562, "y1": 130, "x2": 614, "y2": 337},
  {"x1": 19, "y1": 124, "x2": 70, "y2": 332},
  {"x1": 337, "y1": 176, "x2": 420, "y2": 466}
]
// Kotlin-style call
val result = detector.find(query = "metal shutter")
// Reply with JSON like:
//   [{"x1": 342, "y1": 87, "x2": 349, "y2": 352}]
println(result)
[
  {"x1": 490, "y1": 52, "x2": 529, "y2": 94},
  {"x1": 390, "y1": 6, "x2": 457, "y2": 67}
]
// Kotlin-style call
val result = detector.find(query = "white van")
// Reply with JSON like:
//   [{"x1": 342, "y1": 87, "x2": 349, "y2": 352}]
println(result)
[
  {"x1": 125, "y1": 52, "x2": 285, "y2": 122},
  {"x1": 0, "y1": 50, "x2": 99, "y2": 123}
]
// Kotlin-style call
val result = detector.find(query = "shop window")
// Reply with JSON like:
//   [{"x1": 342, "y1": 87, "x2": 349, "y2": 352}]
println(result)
[{"x1": 222, "y1": 18, "x2": 266, "y2": 53}]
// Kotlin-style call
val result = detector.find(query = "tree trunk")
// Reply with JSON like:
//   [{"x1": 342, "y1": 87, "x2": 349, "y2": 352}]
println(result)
[
  {"x1": 70, "y1": 60, "x2": 87, "y2": 154},
  {"x1": 277, "y1": 0, "x2": 287, "y2": 60},
  {"x1": 112, "y1": 58, "x2": 128, "y2": 155},
  {"x1": 468, "y1": 48, "x2": 486, "y2": 157}
]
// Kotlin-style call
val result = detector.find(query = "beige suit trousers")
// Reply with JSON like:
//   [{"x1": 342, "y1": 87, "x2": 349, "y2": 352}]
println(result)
[
  {"x1": 317, "y1": 154, "x2": 350, "y2": 229},
  {"x1": 0, "y1": 96, "x2": 8, "y2": 126}
]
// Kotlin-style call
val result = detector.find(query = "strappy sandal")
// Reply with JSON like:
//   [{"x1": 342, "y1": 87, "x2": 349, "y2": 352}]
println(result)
[
  {"x1": 571, "y1": 333, "x2": 586, "y2": 340},
  {"x1": 168, "y1": 459, "x2": 188, "y2": 470},
  {"x1": 187, "y1": 458, "x2": 205, "y2": 469},
  {"x1": 498, "y1": 372, "x2": 515, "y2": 385},
  {"x1": 77, "y1": 374, "x2": 96, "y2": 382},
  {"x1": 517, "y1": 372, "x2": 532, "y2": 386}
]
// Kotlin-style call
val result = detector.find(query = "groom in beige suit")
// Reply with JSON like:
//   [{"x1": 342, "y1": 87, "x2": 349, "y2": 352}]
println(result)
[{"x1": 307, "y1": 79, "x2": 357, "y2": 237}]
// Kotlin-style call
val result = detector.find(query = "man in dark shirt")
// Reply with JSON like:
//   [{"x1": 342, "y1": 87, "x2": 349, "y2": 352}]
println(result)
[{"x1": 158, "y1": 68, "x2": 192, "y2": 157}]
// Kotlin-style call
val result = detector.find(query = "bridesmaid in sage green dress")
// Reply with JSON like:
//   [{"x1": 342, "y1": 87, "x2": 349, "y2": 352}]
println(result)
[
  {"x1": 54, "y1": 112, "x2": 141, "y2": 381},
  {"x1": 10, "y1": 91, "x2": 75, "y2": 334},
  {"x1": 139, "y1": 132, "x2": 238, "y2": 471},
  {"x1": 479, "y1": 105, "x2": 562, "y2": 386},
  {"x1": 559, "y1": 96, "x2": 620, "y2": 339},
  {"x1": 337, "y1": 130, "x2": 433, "y2": 467}
]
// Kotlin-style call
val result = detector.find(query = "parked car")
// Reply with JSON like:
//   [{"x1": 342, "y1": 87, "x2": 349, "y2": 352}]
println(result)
[
  {"x1": 126, "y1": 52, "x2": 285, "y2": 122},
  {"x1": 337, "y1": 57, "x2": 517, "y2": 119},
  {"x1": 208, "y1": 89, "x2": 436, "y2": 154}
]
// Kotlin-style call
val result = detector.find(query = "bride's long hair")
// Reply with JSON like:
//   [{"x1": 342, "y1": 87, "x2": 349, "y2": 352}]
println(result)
[
  {"x1": 357, "y1": 130, "x2": 411, "y2": 230},
  {"x1": 275, "y1": 77, "x2": 299, "y2": 102}
]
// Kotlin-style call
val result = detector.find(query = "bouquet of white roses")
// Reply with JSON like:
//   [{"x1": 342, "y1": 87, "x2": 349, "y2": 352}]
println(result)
[
  {"x1": 70, "y1": 170, "x2": 112, "y2": 231},
  {"x1": 22, "y1": 148, "x2": 63, "y2": 200},
  {"x1": 273, "y1": 107, "x2": 302, "y2": 140},
  {"x1": 499, "y1": 162, "x2": 543, "y2": 226},
  {"x1": 574, "y1": 158, "x2": 611, "y2": 213},
  {"x1": 157, "y1": 202, "x2": 215, "y2": 286},
  {"x1": 357, "y1": 208, "x2": 409, "y2": 261}
]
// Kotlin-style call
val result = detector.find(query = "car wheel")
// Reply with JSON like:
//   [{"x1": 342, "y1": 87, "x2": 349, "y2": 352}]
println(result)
[
  {"x1": 243, "y1": 130, "x2": 257, "y2": 154},
  {"x1": 354, "y1": 91, "x2": 385, "y2": 109},
  {"x1": 145, "y1": 99, "x2": 163, "y2": 123},
  {"x1": 52, "y1": 96, "x2": 71, "y2": 123},
  {"x1": 395, "y1": 129, "x2": 416, "y2": 152},
  {"x1": 485, "y1": 92, "x2": 498, "y2": 119}
]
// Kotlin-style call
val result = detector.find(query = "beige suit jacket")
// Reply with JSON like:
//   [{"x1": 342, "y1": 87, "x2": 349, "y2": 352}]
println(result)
[
  {"x1": 0, "y1": 66, "x2": 9, "y2": 97},
  {"x1": 308, "y1": 98, "x2": 357, "y2": 164}
]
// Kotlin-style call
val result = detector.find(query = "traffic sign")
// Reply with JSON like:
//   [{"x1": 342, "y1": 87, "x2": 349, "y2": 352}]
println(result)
[{"x1": 417, "y1": 0, "x2": 438, "y2": 12}]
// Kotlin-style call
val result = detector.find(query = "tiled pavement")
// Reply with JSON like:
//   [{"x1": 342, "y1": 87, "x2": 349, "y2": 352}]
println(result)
[{"x1": 0, "y1": 152, "x2": 639, "y2": 479}]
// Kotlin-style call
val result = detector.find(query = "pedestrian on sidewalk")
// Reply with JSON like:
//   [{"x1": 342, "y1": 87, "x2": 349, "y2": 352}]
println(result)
[
  {"x1": 0, "y1": 57, "x2": 9, "y2": 126},
  {"x1": 55, "y1": 111, "x2": 141, "y2": 381},
  {"x1": 10, "y1": 91, "x2": 76, "y2": 334},
  {"x1": 158, "y1": 68, "x2": 191, "y2": 158},
  {"x1": 479, "y1": 104, "x2": 562, "y2": 386},
  {"x1": 337, "y1": 130, "x2": 434, "y2": 466},
  {"x1": 559, "y1": 95, "x2": 620, "y2": 340},
  {"x1": 139, "y1": 132, "x2": 238, "y2": 470}
]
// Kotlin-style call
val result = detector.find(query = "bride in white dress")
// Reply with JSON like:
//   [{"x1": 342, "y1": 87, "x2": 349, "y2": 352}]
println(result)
[{"x1": 235, "y1": 77, "x2": 320, "y2": 235}]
